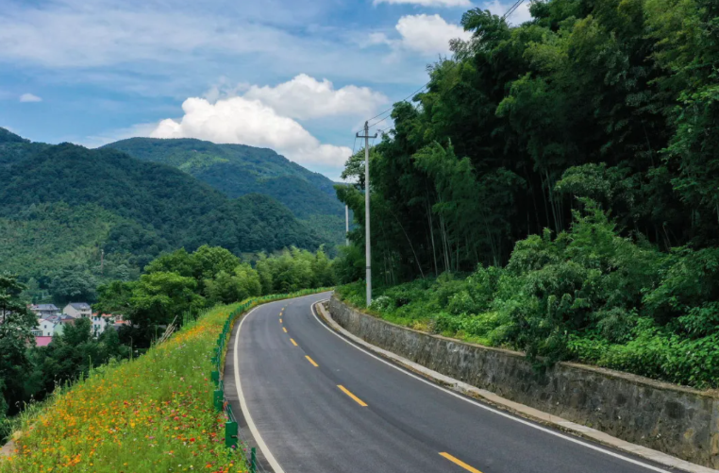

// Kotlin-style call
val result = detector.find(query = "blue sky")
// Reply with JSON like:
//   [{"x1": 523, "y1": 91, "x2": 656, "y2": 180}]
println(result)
[{"x1": 0, "y1": 0, "x2": 531, "y2": 180}]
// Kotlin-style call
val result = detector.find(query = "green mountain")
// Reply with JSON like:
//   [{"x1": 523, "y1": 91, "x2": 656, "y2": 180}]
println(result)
[
  {"x1": 103, "y1": 138, "x2": 345, "y2": 241},
  {"x1": 0, "y1": 130, "x2": 326, "y2": 298},
  {"x1": 0, "y1": 128, "x2": 49, "y2": 167}
]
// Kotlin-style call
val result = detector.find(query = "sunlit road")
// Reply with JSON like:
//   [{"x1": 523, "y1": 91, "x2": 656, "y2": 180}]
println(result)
[{"x1": 224, "y1": 292, "x2": 682, "y2": 473}]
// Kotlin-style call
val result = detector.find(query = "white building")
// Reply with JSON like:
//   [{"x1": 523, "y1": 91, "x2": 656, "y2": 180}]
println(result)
[
  {"x1": 90, "y1": 313, "x2": 114, "y2": 336},
  {"x1": 34, "y1": 316, "x2": 61, "y2": 337},
  {"x1": 63, "y1": 302, "x2": 92, "y2": 318}
]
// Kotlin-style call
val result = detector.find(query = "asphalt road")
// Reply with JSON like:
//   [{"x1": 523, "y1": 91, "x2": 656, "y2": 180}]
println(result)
[{"x1": 228, "y1": 292, "x2": 684, "y2": 473}]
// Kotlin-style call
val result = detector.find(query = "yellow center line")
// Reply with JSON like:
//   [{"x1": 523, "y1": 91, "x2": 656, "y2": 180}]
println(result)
[
  {"x1": 305, "y1": 356, "x2": 319, "y2": 367},
  {"x1": 439, "y1": 453, "x2": 483, "y2": 473},
  {"x1": 282, "y1": 327, "x2": 287, "y2": 333},
  {"x1": 290, "y1": 338, "x2": 298, "y2": 346},
  {"x1": 337, "y1": 385, "x2": 367, "y2": 407},
  {"x1": 279, "y1": 318, "x2": 282, "y2": 323}
]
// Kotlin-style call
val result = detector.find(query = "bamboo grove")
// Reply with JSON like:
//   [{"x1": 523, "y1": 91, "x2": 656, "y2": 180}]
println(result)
[{"x1": 337, "y1": 0, "x2": 719, "y2": 285}]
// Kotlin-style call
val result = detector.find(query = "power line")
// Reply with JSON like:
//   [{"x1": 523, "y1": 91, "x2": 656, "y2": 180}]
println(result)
[
  {"x1": 503, "y1": 0, "x2": 525, "y2": 18},
  {"x1": 366, "y1": 82, "x2": 432, "y2": 130}
]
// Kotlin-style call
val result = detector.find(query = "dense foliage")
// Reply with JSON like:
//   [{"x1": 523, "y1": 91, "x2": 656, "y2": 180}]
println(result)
[
  {"x1": 105, "y1": 137, "x2": 346, "y2": 243},
  {"x1": 96, "y1": 245, "x2": 335, "y2": 346},
  {"x1": 0, "y1": 133, "x2": 327, "y2": 300},
  {"x1": 336, "y1": 0, "x2": 719, "y2": 388}
]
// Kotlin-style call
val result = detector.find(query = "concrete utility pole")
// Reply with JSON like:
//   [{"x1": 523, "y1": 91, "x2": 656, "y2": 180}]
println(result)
[
  {"x1": 357, "y1": 121, "x2": 377, "y2": 307},
  {"x1": 345, "y1": 205, "x2": 350, "y2": 246}
]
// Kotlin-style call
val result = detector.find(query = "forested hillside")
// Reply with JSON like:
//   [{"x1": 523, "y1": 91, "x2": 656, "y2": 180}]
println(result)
[
  {"x1": 0, "y1": 131, "x2": 326, "y2": 301},
  {"x1": 104, "y1": 138, "x2": 346, "y2": 242},
  {"x1": 336, "y1": 0, "x2": 719, "y2": 387}
]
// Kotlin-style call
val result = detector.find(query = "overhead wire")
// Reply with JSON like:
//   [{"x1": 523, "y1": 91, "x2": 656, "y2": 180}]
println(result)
[{"x1": 503, "y1": 0, "x2": 525, "y2": 18}]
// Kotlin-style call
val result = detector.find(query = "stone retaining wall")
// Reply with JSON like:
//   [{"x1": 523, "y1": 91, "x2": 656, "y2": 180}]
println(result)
[{"x1": 329, "y1": 295, "x2": 719, "y2": 468}]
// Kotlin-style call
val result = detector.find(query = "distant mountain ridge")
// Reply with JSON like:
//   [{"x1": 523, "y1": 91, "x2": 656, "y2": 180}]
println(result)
[
  {"x1": 103, "y1": 137, "x2": 343, "y2": 217},
  {"x1": 0, "y1": 128, "x2": 327, "y2": 290}
]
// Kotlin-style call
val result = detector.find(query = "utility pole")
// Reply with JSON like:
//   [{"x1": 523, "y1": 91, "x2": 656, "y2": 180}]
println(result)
[
  {"x1": 357, "y1": 121, "x2": 377, "y2": 307},
  {"x1": 345, "y1": 205, "x2": 350, "y2": 246},
  {"x1": 100, "y1": 249, "x2": 105, "y2": 275}
]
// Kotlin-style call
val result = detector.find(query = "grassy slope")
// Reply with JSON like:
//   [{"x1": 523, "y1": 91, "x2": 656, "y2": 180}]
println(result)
[{"x1": 0, "y1": 305, "x2": 243, "y2": 473}]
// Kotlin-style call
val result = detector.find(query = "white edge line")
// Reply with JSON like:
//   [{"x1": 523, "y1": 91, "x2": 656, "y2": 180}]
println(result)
[
  {"x1": 310, "y1": 300, "x2": 677, "y2": 473},
  {"x1": 234, "y1": 303, "x2": 286, "y2": 473}
]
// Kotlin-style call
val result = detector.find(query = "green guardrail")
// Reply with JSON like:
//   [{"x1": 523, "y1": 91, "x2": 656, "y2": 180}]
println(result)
[{"x1": 209, "y1": 288, "x2": 332, "y2": 473}]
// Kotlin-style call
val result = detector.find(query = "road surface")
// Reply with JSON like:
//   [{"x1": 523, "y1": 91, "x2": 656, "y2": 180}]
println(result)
[{"x1": 225, "y1": 292, "x2": 684, "y2": 473}]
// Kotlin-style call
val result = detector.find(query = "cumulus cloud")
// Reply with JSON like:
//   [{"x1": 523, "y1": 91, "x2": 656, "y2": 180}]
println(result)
[
  {"x1": 394, "y1": 14, "x2": 472, "y2": 55},
  {"x1": 19, "y1": 93, "x2": 42, "y2": 102},
  {"x1": 374, "y1": 0, "x2": 471, "y2": 5},
  {"x1": 150, "y1": 97, "x2": 351, "y2": 167},
  {"x1": 242, "y1": 74, "x2": 388, "y2": 120}
]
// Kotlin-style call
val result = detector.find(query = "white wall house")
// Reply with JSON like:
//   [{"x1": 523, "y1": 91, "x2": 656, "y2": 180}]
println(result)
[
  {"x1": 35, "y1": 318, "x2": 58, "y2": 337},
  {"x1": 91, "y1": 313, "x2": 114, "y2": 336},
  {"x1": 63, "y1": 302, "x2": 92, "y2": 318}
]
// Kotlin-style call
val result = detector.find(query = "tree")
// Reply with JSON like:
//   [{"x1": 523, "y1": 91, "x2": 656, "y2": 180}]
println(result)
[
  {"x1": 129, "y1": 272, "x2": 206, "y2": 330},
  {"x1": 0, "y1": 275, "x2": 37, "y2": 415},
  {"x1": 49, "y1": 269, "x2": 97, "y2": 304}
]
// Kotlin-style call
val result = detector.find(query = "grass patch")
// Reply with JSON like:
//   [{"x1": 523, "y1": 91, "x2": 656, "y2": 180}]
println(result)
[{"x1": 0, "y1": 304, "x2": 244, "y2": 473}]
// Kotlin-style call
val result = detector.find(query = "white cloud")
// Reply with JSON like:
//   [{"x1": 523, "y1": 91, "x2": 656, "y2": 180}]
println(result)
[
  {"x1": 0, "y1": 2, "x2": 310, "y2": 69},
  {"x1": 150, "y1": 97, "x2": 351, "y2": 167},
  {"x1": 374, "y1": 0, "x2": 471, "y2": 5},
  {"x1": 484, "y1": 0, "x2": 533, "y2": 25},
  {"x1": 241, "y1": 74, "x2": 388, "y2": 120},
  {"x1": 394, "y1": 14, "x2": 472, "y2": 55},
  {"x1": 19, "y1": 93, "x2": 42, "y2": 102}
]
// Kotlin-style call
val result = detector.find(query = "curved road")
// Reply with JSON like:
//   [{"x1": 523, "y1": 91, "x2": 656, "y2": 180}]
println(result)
[{"x1": 224, "y1": 292, "x2": 684, "y2": 473}]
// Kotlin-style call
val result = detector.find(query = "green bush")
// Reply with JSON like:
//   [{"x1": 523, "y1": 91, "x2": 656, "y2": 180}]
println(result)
[{"x1": 337, "y1": 202, "x2": 719, "y2": 388}]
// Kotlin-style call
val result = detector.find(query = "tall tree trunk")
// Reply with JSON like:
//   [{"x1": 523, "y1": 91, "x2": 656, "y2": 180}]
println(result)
[
  {"x1": 389, "y1": 209, "x2": 425, "y2": 278},
  {"x1": 426, "y1": 191, "x2": 439, "y2": 276}
]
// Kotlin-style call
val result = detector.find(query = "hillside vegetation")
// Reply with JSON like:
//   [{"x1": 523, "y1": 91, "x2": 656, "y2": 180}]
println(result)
[
  {"x1": 0, "y1": 131, "x2": 327, "y2": 300},
  {"x1": 336, "y1": 0, "x2": 719, "y2": 388},
  {"x1": 105, "y1": 137, "x2": 346, "y2": 242}
]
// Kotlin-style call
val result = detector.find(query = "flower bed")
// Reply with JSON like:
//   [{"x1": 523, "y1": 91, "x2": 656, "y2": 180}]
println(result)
[{"x1": 0, "y1": 305, "x2": 243, "y2": 473}]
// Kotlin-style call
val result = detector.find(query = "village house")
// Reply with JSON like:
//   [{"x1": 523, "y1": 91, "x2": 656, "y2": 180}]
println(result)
[
  {"x1": 63, "y1": 302, "x2": 92, "y2": 318},
  {"x1": 33, "y1": 315, "x2": 61, "y2": 337},
  {"x1": 91, "y1": 313, "x2": 115, "y2": 336},
  {"x1": 35, "y1": 336, "x2": 52, "y2": 347},
  {"x1": 29, "y1": 304, "x2": 60, "y2": 318}
]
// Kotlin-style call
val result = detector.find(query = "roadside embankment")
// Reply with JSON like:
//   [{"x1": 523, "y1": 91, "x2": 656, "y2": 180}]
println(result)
[
  {"x1": 328, "y1": 295, "x2": 719, "y2": 469},
  {"x1": 0, "y1": 305, "x2": 245, "y2": 473}
]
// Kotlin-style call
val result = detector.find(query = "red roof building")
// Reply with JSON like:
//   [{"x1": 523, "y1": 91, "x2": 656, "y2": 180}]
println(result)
[{"x1": 35, "y1": 336, "x2": 52, "y2": 347}]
